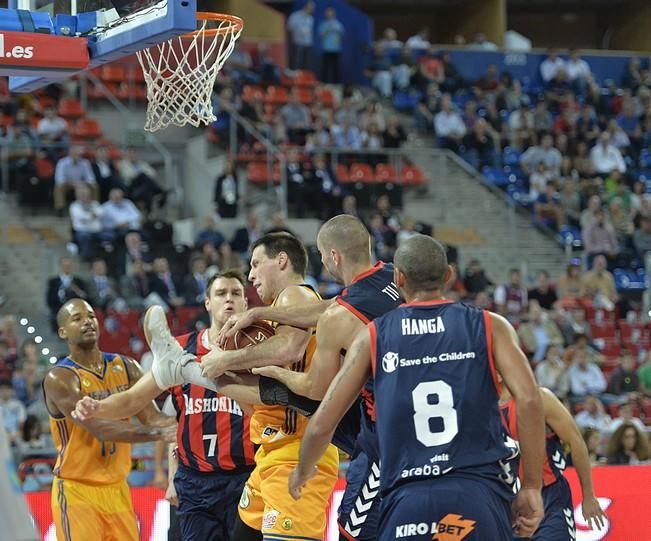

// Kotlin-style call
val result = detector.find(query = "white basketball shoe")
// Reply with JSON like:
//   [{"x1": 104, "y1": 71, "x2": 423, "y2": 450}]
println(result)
[{"x1": 144, "y1": 305, "x2": 195, "y2": 389}]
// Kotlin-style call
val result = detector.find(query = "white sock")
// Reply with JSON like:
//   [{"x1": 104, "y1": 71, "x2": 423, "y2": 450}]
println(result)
[{"x1": 180, "y1": 361, "x2": 218, "y2": 391}]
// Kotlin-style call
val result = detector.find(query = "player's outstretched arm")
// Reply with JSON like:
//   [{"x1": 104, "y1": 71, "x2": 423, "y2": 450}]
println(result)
[
  {"x1": 540, "y1": 387, "x2": 606, "y2": 531},
  {"x1": 291, "y1": 324, "x2": 371, "y2": 500},
  {"x1": 489, "y1": 312, "x2": 545, "y2": 537},
  {"x1": 218, "y1": 297, "x2": 335, "y2": 344},
  {"x1": 46, "y1": 368, "x2": 175, "y2": 443},
  {"x1": 72, "y1": 370, "x2": 164, "y2": 422},
  {"x1": 202, "y1": 286, "x2": 320, "y2": 379},
  {"x1": 253, "y1": 304, "x2": 359, "y2": 399}
]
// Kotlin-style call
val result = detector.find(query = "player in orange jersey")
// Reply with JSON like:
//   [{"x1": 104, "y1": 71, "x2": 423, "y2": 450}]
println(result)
[{"x1": 43, "y1": 298, "x2": 176, "y2": 541}]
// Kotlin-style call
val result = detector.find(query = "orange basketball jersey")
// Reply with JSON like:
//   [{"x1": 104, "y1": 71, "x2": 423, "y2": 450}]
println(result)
[
  {"x1": 46, "y1": 353, "x2": 132, "y2": 485},
  {"x1": 249, "y1": 285, "x2": 320, "y2": 446}
]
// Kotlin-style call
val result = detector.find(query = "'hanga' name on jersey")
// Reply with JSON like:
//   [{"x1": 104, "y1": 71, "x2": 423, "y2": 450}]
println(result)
[
  {"x1": 401, "y1": 316, "x2": 445, "y2": 335},
  {"x1": 183, "y1": 394, "x2": 243, "y2": 416}
]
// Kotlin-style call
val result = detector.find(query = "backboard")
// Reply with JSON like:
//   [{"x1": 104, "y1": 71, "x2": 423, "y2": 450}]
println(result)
[{"x1": 2, "y1": 0, "x2": 196, "y2": 92}]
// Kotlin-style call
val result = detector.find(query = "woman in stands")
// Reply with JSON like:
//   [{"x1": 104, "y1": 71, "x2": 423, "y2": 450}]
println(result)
[{"x1": 606, "y1": 422, "x2": 651, "y2": 464}]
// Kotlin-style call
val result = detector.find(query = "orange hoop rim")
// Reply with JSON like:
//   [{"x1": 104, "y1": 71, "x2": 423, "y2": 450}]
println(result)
[{"x1": 182, "y1": 12, "x2": 244, "y2": 38}]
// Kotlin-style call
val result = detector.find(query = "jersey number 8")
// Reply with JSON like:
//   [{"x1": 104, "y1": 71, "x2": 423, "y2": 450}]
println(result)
[{"x1": 412, "y1": 381, "x2": 458, "y2": 447}]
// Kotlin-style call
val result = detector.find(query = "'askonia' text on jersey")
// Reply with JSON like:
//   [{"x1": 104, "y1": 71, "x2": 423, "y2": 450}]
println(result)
[
  {"x1": 171, "y1": 330, "x2": 256, "y2": 473},
  {"x1": 335, "y1": 261, "x2": 401, "y2": 456},
  {"x1": 370, "y1": 300, "x2": 515, "y2": 497}
]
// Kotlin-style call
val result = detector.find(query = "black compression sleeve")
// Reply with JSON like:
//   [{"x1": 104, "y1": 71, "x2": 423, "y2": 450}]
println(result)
[{"x1": 258, "y1": 376, "x2": 321, "y2": 417}]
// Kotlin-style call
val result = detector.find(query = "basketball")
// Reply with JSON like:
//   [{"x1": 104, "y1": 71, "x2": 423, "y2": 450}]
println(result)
[{"x1": 221, "y1": 321, "x2": 275, "y2": 351}]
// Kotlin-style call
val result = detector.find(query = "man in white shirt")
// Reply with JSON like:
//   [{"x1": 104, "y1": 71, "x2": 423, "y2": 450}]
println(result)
[
  {"x1": 405, "y1": 27, "x2": 430, "y2": 50},
  {"x1": 540, "y1": 50, "x2": 566, "y2": 83},
  {"x1": 287, "y1": 1, "x2": 314, "y2": 70},
  {"x1": 54, "y1": 145, "x2": 97, "y2": 214},
  {"x1": 590, "y1": 131, "x2": 626, "y2": 176},
  {"x1": 0, "y1": 381, "x2": 26, "y2": 445},
  {"x1": 566, "y1": 350, "x2": 607, "y2": 400},
  {"x1": 574, "y1": 395, "x2": 611, "y2": 432},
  {"x1": 434, "y1": 93, "x2": 466, "y2": 152},
  {"x1": 566, "y1": 50, "x2": 592, "y2": 94},
  {"x1": 36, "y1": 107, "x2": 68, "y2": 147},
  {"x1": 101, "y1": 188, "x2": 142, "y2": 236},
  {"x1": 118, "y1": 147, "x2": 166, "y2": 214},
  {"x1": 69, "y1": 184, "x2": 104, "y2": 260},
  {"x1": 520, "y1": 132, "x2": 563, "y2": 177}
]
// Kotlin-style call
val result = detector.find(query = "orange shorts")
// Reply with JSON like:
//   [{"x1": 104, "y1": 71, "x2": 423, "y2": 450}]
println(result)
[
  {"x1": 238, "y1": 438, "x2": 339, "y2": 540},
  {"x1": 51, "y1": 477, "x2": 139, "y2": 541}
]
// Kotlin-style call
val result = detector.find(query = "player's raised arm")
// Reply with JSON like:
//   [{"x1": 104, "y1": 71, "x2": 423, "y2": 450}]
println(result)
[
  {"x1": 291, "y1": 324, "x2": 372, "y2": 499},
  {"x1": 46, "y1": 368, "x2": 175, "y2": 443},
  {"x1": 540, "y1": 387, "x2": 606, "y2": 530},
  {"x1": 201, "y1": 285, "x2": 319, "y2": 379},
  {"x1": 218, "y1": 297, "x2": 335, "y2": 344},
  {"x1": 489, "y1": 312, "x2": 545, "y2": 536},
  {"x1": 252, "y1": 303, "x2": 358, "y2": 399}
]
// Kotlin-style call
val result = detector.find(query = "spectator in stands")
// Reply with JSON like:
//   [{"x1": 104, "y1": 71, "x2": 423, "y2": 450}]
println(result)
[
  {"x1": 608, "y1": 351, "x2": 642, "y2": 402},
  {"x1": 540, "y1": 50, "x2": 566, "y2": 84},
  {"x1": 566, "y1": 50, "x2": 592, "y2": 95},
  {"x1": 231, "y1": 212, "x2": 261, "y2": 257},
  {"x1": 214, "y1": 158, "x2": 238, "y2": 218},
  {"x1": 564, "y1": 332, "x2": 604, "y2": 366},
  {"x1": 319, "y1": 7, "x2": 344, "y2": 84},
  {"x1": 122, "y1": 230, "x2": 149, "y2": 275},
  {"x1": 265, "y1": 211, "x2": 295, "y2": 236},
  {"x1": 0, "y1": 316, "x2": 18, "y2": 357},
  {"x1": 580, "y1": 195, "x2": 603, "y2": 229},
  {"x1": 582, "y1": 209, "x2": 620, "y2": 269},
  {"x1": 46, "y1": 256, "x2": 89, "y2": 331},
  {"x1": 517, "y1": 300, "x2": 564, "y2": 363},
  {"x1": 622, "y1": 58, "x2": 642, "y2": 91},
  {"x1": 184, "y1": 256, "x2": 209, "y2": 307},
  {"x1": 342, "y1": 194, "x2": 360, "y2": 218},
  {"x1": 15, "y1": 414, "x2": 50, "y2": 461},
  {"x1": 383, "y1": 116, "x2": 407, "y2": 148},
  {"x1": 608, "y1": 197, "x2": 635, "y2": 247},
  {"x1": 534, "y1": 344, "x2": 569, "y2": 398},
  {"x1": 545, "y1": 71, "x2": 573, "y2": 113},
  {"x1": 557, "y1": 261, "x2": 583, "y2": 302},
  {"x1": 606, "y1": 422, "x2": 650, "y2": 465},
  {"x1": 369, "y1": 213, "x2": 396, "y2": 262},
  {"x1": 575, "y1": 396, "x2": 611, "y2": 432},
  {"x1": 558, "y1": 306, "x2": 591, "y2": 344},
  {"x1": 534, "y1": 180, "x2": 565, "y2": 230},
  {"x1": 12, "y1": 354, "x2": 42, "y2": 408},
  {"x1": 196, "y1": 215, "x2": 226, "y2": 249},
  {"x1": 358, "y1": 101, "x2": 386, "y2": 133},
  {"x1": 0, "y1": 378, "x2": 26, "y2": 444},
  {"x1": 86, "y1": 258, "x2": 124, "y2": 311},
  {"x1": 462, "y1": 118, "x2": 499, "y2": 169},
  {"x1": 285, "y1": 148, "x2": 312, "y2": 217},
  {"x1": 406, "y1": 27, "x2": 430, "y2": 51},
  {"x1": 69, "y1": 184, "x2": 104, "y2": 261},
  {"x1": 566, "y1": 349, "x2": 608, "y2": 401},
  {"x1": 576, "y1": 106, "x2": 600, "y2": 147},
  {"x1": 473, "y1": 64, "x2": 499, "y2": 98},
  {"x1": 119, "y1": 259, "x2": 151, "y2": 311},
  {"x1": 493, "y1": 268, "x2": 528, "y2": 324},
  {"x1": 434, "y1": 93, "x2": 466, "y2": 152},
  {"x1": 582, "y1": 428, "x2": 606, "y2": 465},
  {"x1": 286, "y1": 1, "x2": 314, "y2": 70},
  {"x1": 280, "y1": 90, "x2": 311, "y2": 144},
  {"x1": 36, "y1": 107, "x2": 68, "y2": 154},
  {"x1": 469, "y1": 32, "x2": 497, "y2": 51},
  {"x1": 311, "y1": 154, "x2": 342, "y2": 219},
  {"x1": 590, "y1": 131, "x2": 626, "y2": 177},
  {"x1": 91, "y1": 146, "x2": 124, "y2": 203},
  {"x1": 581, "y1": 254, "x2": 618, "y2": 310},
  {"x1": 100, "y1": 188, "x2": 142, "y2": 238},
  {"x1": 633, "y1": 216, "x2": 651, "y2": 257},
  {"x1": 520, "y1": 132, "x2": 562, "y2": 179},
  {"x1": 198, "y1": 242, "x2": 221, "y2": 274},
  {"x1": 439, "y1": 51, "x2": 465, "y2": 94},
  {"x1": 533, "y1": 100, "x2": 553, "y2": 135},
  {"x1": 148, "y1": 257, "x2": 184, "y2": 309},
  {"x1": 225, "y1": 44, "x2": 258, "y2": 86},
  {"x1": 462, "y1": 100, "x2": 479, "y2": 132},
  {"x1": 617, "y1": 99, "x2": 642, "y2": 155},
  {"x1": 332, "y1": 117, "x2": 363, "y2": 150},
  {"x1": 508, "y1": 103, "x2": 535, "y2": 149},
  {"x1": 366, "y1": 42, "x2": 394, "y2": 98},
  {"x1": 53, "y1": 145, "x2": 98, "y2": 215},
  {"x1": 610, "y1": 402, "x2": 646, "y2": 433},
  {"x1": 639, "y1": 351, "x2": 651, "y2": 398},
  {"x1": 463, "y1": 259, "x2": 493, "y2": 297},
  {"x1": 217, "y1": 242, "x2": 244, "y2": 273},
  {"x1": 118, "y1": 147, "x2": 166, "y2": 215},
  {"x1": 0, "y1": 339, "x2": 15, "y2": 387},
  {"x1": 528, "y1": 269, "x2": 558, "y2": 309}
]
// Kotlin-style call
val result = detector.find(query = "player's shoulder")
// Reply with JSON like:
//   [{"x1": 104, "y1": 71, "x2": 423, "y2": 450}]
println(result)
[
  {"x1": 276, "y1": 283, "x2": 320, "y2": 306},
  {"x1": 321, "y1": 300, "x2": 362, "y2": 328}
]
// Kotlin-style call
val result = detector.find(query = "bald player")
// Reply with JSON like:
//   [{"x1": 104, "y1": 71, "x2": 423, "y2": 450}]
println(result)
[
  {"x1": 291, "y1": 235, "x2": 546, "y2": 540},
  {"x1": 219, "y1": 214, "x2": 403, "y2": 541},
  {"x1": 43, "y1": 299, "x2": 175, "y2": 541}
]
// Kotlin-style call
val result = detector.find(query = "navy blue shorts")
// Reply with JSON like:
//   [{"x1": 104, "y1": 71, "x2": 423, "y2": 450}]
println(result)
[
  {"x1": 174, "y1": 464, "x2": 251, "y2": 541},
  {"x1": 516, "y1": 477, "x2": 575, "y2": 541},
  {"x1": 379, "y1": 477, "x2": 513, "y2": 541},
  {"x1": 338, "y1": 448, "x2": 381, "y2": 541}
]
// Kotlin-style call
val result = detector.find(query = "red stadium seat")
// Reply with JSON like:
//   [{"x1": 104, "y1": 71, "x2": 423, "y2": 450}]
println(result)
[
  {"x1": 99, "y1": 64, "x2": 126, "y2": 83},
  {"x1": 585, "y1": 306, "x2": 615, "y2": 325},
  {"x1": 590, "y1": 322, "x2": 617, "y2": 340},
  {"x1": 401, "y1": 165, "x2": 428, "y2": 186},
  {"x1": 57, "y1": 98, "x2": 84, "y2": 119},
  {"x1": 350, "y1": 163, "x2": 375, "y2": 183},
  {"x1": 314, "y1": 87, "x2": 335, "y2": 107},
  {"x1": 247, "y1": 162, "x2": 269, "y2": 184},
  {"x1": 294, "y1": 70, "x2": 318, "y2": 87},
  {"x1": 242, "y1": 85, "x2": 264, "y2": 102},
  {"x1": 72, "y1": 118, "x2": 103, "y2": 139},
  {"x1": 264, "y1": 86, "x2": 289, "y2": 105},
  {"x1": 35, "y1": 157, "x2": 54, "y2": 181},
  {"x1": 375, "y1": 163, "x2": 398, "y2": 183},
  {"x1": 295, "y1": 87, "x2": 313, "y2": 105},
  {"x1": 336, "y1": 163, "x2": 350, "y2": 183}
]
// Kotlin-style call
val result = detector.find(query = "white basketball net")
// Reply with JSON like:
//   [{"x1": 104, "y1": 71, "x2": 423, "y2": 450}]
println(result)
[{"x1": 136, "y1": 16, "x2": 242, "y2": 132}]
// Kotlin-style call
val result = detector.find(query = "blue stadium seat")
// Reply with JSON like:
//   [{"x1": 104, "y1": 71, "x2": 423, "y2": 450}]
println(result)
[
  {"x1": 614, "y1": 269, "x2": 647, "y2": 290},
  {"x1": 481, "y1": 166, "x2": 511, "y2": 187},
  {"x1": 392, "y1": 90, "x2": 421, "y2": 111},
  {"x1": 557, "y1": 226, "x2": 583, "y2": 249},
  {"x1": 640, "y1": 150, "x2": 651, "y2": 169},
  {"x1": 506, "y1": 185, "x2": 532, "y2": 207},
  {"x1": 503, "y1": 147, "x2": 522, "y2": 166}
]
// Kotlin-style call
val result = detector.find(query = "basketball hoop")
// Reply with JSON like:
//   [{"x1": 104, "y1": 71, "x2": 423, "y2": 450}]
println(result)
[{"x1": 136, "y1": 12, "x2": 243, "y2": 132}]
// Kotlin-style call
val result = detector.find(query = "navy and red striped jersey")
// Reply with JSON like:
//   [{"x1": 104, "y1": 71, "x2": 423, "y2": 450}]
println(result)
[
  {"x1": 171, "y1": 330, "x2": 256, "y2": 473},
  {"x1": 334, "y1": 261, "x2": 402, "y2": 457},
  {"x1": 500, "y1": 397, "x2": 566, "y2": 487}
]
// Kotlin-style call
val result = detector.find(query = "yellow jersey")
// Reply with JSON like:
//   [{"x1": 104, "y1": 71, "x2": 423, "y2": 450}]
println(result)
[
  {"x1": 250, "y1": 284, "x2": 320, "y2": 446},
  {"x1": 46, "y1": 353, "x2": 132, "y2": 485}
]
